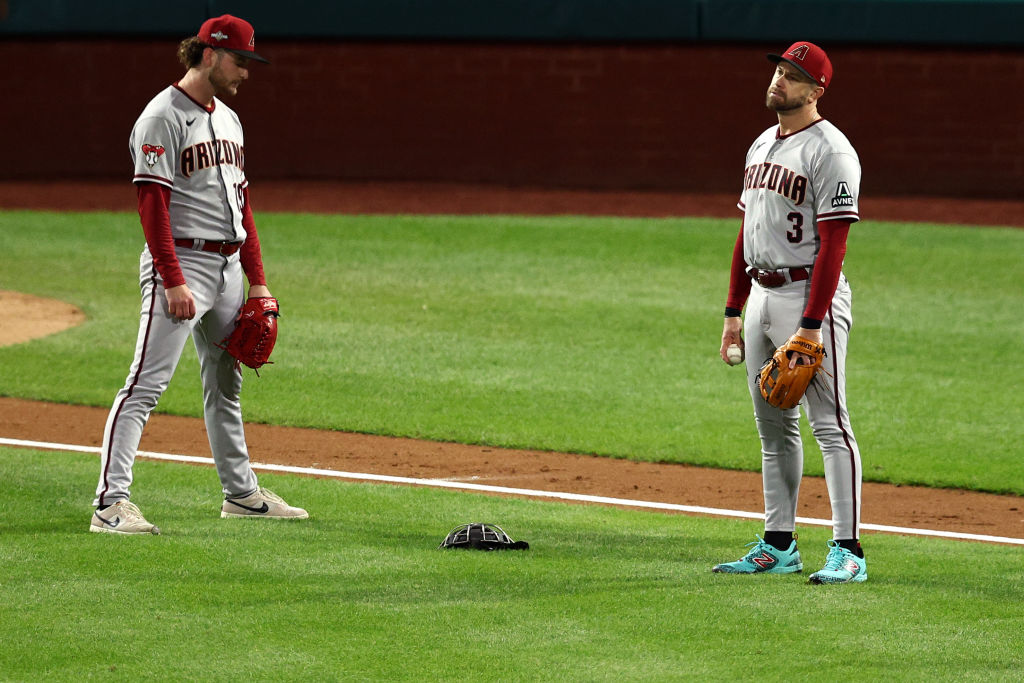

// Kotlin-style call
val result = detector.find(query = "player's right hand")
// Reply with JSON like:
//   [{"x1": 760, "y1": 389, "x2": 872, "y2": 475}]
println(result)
[
  {"x1": 720, "y1": 316, "x2": 743, "y2": 364},
  {"x1": 166, "y1": 284, "x2": 196, "y2": 321}
]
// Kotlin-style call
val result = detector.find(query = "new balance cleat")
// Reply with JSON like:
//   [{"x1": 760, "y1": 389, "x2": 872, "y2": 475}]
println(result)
[
  {"x1": 90, "y1": 501, "x2": 161, "y2": 535},
  {"x1": 221, "y1": 487, "x2": 308, "y2": 519},
  {"x1": 712, "y1": 535, "x2": 803, "y2": 574},
  {"x1": 808, "y1": 540, "x2": 867, "y2": 584}
]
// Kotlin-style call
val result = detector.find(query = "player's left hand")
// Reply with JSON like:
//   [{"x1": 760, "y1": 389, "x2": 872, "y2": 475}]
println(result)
[
  {"x1": 248, "y1": 284, "x2": 272, "y2": 299},
  {"x1": 219, "y1": 296, "x2": 280, "y2": 371},
  {"x1": 789, "y1": 327, "x2": 823, "y2": 369}
]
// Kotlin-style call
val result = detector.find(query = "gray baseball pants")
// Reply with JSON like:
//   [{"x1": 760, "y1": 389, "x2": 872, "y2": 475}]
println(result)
[
  {"x1": 743, "y1": 274, "x2": 862, "y2": 540},
  {"x1": 93, "y1": 246, "x2": 259, "y2": 506}
]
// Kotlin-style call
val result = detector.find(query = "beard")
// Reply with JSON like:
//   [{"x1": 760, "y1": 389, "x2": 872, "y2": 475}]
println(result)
[
  {"x1": 209, "y1": 61, "x2": 240, "y2": 98},
  {"x1": 766, "y1": 90, "x2": 810, "y2": 112}
]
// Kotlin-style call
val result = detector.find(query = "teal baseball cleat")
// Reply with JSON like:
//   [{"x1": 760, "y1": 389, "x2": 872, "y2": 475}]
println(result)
[
  {"x1": 712, "y1": 535, "x2": 803, "y2": 574},
  {"x1": 808, "y1": 540, "x2": 868, "y2": 584}
]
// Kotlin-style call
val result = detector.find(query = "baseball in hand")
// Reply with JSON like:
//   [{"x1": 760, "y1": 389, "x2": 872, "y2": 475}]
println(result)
[{"x1": 726, "y1": 344, "x2": 744, "y2": 365}]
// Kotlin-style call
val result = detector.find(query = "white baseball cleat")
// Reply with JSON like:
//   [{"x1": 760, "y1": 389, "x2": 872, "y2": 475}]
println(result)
[
  {"x1": 90, "y1": 500, "x2": 161, "y2": 535},
  {"x1": 221, "y1": 487, "x2": 308, "y2": 519}
]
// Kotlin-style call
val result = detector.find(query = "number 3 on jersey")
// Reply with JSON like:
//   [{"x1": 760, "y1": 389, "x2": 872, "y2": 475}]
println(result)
[{"x1": 786, "y1": 212, "x2": 803, "y2": 243}]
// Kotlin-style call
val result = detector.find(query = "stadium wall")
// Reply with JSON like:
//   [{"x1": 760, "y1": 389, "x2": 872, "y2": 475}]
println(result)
[{"x1": 2, "y1": 39, "x2": 1019, "y2": 199}]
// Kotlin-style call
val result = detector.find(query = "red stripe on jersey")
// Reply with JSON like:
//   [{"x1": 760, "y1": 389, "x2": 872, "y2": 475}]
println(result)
[
  {"x1": 133, "y1": 173, "x2": 173, "y2": 186},
  {"x1": 818, "y1": 210, "x2": 859, "y2": 222}
]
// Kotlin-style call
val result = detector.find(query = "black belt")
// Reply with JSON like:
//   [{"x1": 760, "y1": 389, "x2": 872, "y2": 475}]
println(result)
[
  {"x1": 174, "y1": 238, "x2": 243, "y2": 255},
  {"x1": 746, "y1": 266, "x2": 810, "y2": 288}
]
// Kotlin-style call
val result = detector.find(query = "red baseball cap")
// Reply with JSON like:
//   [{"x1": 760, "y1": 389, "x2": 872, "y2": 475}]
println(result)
[
  {"x1": 767, "y1": 42, "x2": 832, "y2": 88},
  {"x1": 198, "y1": 14, "x2": 269, "y2": 64}
]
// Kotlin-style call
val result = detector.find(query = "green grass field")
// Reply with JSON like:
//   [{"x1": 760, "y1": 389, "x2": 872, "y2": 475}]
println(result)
[
  {"x1": 2, "y1": 448, "x2": 1023, "y2": 680},
  {"x1": 1, "y1": 209, "x2": 1023, "y2": 679}
]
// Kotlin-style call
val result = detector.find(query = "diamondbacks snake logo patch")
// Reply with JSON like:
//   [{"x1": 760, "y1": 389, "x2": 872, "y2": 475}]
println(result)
[{"x1": 141, "y1": 144, "x2": 166, "y2": 168}]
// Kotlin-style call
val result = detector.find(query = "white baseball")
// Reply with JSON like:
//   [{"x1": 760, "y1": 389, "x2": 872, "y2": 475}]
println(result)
[{"x1": 726, "y1": 344, "x2": 744, "y2": 365}]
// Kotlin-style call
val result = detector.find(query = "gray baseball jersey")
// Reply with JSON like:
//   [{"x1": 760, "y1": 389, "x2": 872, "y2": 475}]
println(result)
[
  {"x1": 130, "y1": 85, "x2": 248, "y2": 242},
  {"x1": 738, "y1": 120, "x2": 860, "y2": 270}
]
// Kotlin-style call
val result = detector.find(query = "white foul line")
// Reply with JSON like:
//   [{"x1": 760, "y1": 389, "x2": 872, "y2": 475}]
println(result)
[{"x1": 3, "y1": 436, "x2": 1022, "y2": 546}]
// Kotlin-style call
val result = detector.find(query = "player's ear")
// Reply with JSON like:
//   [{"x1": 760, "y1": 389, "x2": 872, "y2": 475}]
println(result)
[{"x1": 201, "y1": 46, "x2": 218, "y2": 68}]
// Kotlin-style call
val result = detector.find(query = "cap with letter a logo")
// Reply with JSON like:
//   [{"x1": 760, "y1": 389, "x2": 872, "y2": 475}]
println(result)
[
  {"x1": 198, "y1": 14, "x2": 270, "y2": 64},
  {"x1": 767, "y1": 41, "x2": 832, "y2": 88}
]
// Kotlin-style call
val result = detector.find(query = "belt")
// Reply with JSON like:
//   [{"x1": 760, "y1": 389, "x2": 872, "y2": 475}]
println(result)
[
  {"x1": 746, "y1": 266, "x2": 810, "y2": 288},
  {"x1": 174, "y1": 238, "x2": 243, "y2": 255}
]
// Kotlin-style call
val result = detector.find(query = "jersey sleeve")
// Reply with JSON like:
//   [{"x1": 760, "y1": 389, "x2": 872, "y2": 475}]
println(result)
[
  {"x1": 129, "y1": 116, "x2": 178, "y2": 188},
  {"x1": 813, "y1": 152, "x2": 860, "y2": 223},
  {"x1": 725, "y1": 218, "x2": 751, "y2": 315},
  {"x1": 800, "y1": 219, "x2": 850, "y2": 328},
  {"x1": 137, "y1": 182, "x2": 186, "y2": 288},
  {"x1": 239, "y1": 185, "x2": 267, "y2": 287}
]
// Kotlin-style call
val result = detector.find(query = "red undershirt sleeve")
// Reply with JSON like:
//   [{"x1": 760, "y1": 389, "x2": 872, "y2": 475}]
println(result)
[
  {"x1": 800, "y1": 219, "x2": 851, "y2": 329},
  {"x1": 725, "y1": 219, "x2": 751, "y2": 316},
  {"x1": 239, "y1": 186, "x2": 267, "y2": 288},
  {"x1": 136, "y1": 182, "x2": 185, "y2": 289}
]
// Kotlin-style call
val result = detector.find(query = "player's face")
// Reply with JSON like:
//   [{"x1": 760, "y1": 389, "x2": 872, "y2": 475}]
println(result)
[
  {"x1": 209, "y1": 51, "x2": 250, "y2": 98},
  {"x1": 766, "y1": 63, "x2": 820, "y2": 112}
]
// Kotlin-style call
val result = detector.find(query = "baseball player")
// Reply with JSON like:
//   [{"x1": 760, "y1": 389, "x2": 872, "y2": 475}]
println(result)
[
  {"x1": 712, "y1": 42, "x2": 866, "y2": 583},
  {"x1": 90, "y1": 15, "x2": 307, "y2": 534}
]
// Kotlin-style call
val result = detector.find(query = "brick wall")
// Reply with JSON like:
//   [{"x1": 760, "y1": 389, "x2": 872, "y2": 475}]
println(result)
[{"x1": 2, "y1": 40, "x2": 1020, "y2": 198}]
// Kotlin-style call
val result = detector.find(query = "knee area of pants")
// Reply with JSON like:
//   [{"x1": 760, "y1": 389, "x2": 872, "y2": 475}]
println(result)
[
  {"x1": 754, "y1": 415, "x2": 801, "y2": 436},
  {"x1": 761, "y1": 448, "x2": 802, "y2": 460},
  {"x1": 216, "y1": 355, "x2": 243, "y2": 400},
  {"x1": 122, "y1": 388, "x2": 162, "y2": 409},
  {"x1": 810, "y1": 423, "x2": 847, "y2": 441}
]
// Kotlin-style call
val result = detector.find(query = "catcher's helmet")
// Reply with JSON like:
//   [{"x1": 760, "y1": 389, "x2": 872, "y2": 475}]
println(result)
[{"x1": 438, "y1": 522, "x2": 529, "y2": 550}]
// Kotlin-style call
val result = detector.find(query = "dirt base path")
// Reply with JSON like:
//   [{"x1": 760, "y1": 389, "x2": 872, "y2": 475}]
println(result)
[
  {"x1": 2, "y1": 181, "x2": 1023, "y2": 543},
  {"x1": 2, "y1": 398, "x2": 1022, "y2": 541}
]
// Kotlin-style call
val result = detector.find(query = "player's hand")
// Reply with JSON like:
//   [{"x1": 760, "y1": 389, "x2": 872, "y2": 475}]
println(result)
[
  {"x1": 720, "y1": 316, "x2": 743, "y2": 364},
  {"x1": 789, "y1": 327, "x2": 822, "y2": 369},
  {"x1": 247, "y1": 284, "x2": 272, "y2": 299},
  {"x1": 166, "y1": 284, "x2": 196, "y2": 321}
]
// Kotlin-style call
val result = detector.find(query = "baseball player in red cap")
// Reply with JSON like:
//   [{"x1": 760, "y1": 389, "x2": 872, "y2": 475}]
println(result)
[
  {"x1": 90, "y1": 15, "x2": 307, "y2": 534},
  {"x1": 713, "y1": 42, "x2": 867, "y2": 583}
]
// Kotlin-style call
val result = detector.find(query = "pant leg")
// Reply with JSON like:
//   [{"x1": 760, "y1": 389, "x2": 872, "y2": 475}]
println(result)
[
  {"x1": 94, "y1": 250, "x2": 194, "y2": 506},
  {"x1": 189, "y1": 252, "x2": 259, "y2": 498},
  {"x1": 802, "y1": 276, "x2": 862, "y2": 540},
  {"x1": 744, "y1": 283, "x2": 804, "y2": 533}
]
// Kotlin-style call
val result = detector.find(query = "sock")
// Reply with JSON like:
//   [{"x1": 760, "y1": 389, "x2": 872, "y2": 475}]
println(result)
[
  {"x1": 764, "y1": 531, "x2": 794, "y2": 551},
  {"x1": 836, "y1": 538, "x2": 863, "y2": 557}
]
